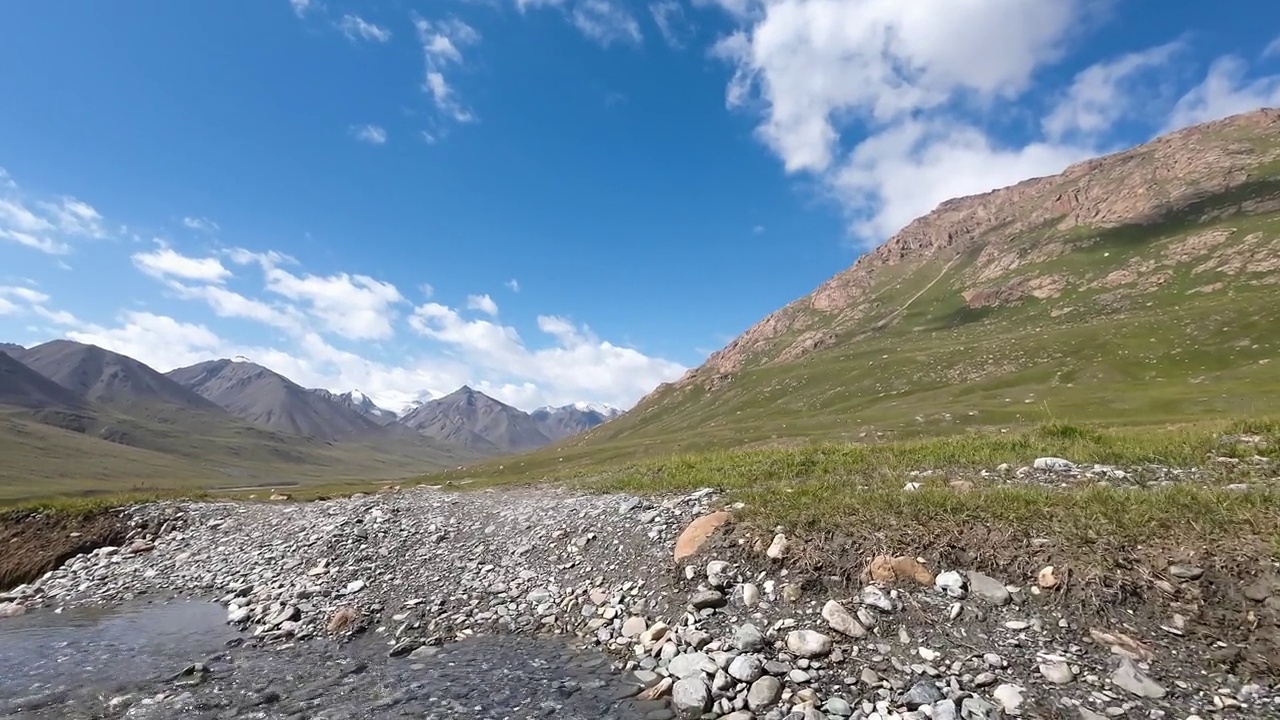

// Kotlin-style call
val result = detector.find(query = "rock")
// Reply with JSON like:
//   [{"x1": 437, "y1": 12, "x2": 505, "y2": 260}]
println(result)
[
  {"x1": 343, "y1": 579, "x2": 366, "y2": 595},
  {"x1": 949, "y1": 480, "x2": 975, "y2": 493},
  {"x1": 746, "y1": 676, "x2": 782, "y2": 711},
  {"x1": 741, "y1": 583, "x2": 760, "y2": 607},
  {"x1": 859, "y1": 585, "x2": 894, "y2": 611},
  {"x1": 859, "y1": 668, "x2": 881, "y2": 686},
  {"x1": 640, "y1": 621, "x2": 670, "y2": 647},
  {"x1": 821, "y1": 600, "x2": 866, "y2": 638},
  {"x1": 1110, "y1": 658, "x2": 1166, "y2": 698},
  {"x1": 690, "y1": 590, "x2": 727, "y2": 609},
  {"x1": 622, "y1": 616, "x2": 648, "y2": 638},
  {"x1": 902, "y1": 679, "x2": 944, "y2": 709},
  {"x1": 788, "y1": 669, "x2": 810, "y2": 683},
  {"x1": 326, "y1": 606, "x2": 359, "y2": 634},
  {"x1": 781, "y1": 583, "x2": 802, "y2": 602},
  {"x1": 668, "y1": 652, "x2": 717, "y2": 679},
  {"x1": 637, "y1": 676, "x2": 673, "y2": 701},
  {"x1": 227, "y1": 606, "x2": 251, "y2": 624},
  {"x1": 785, "y1": 630, "x2": 832, "y2": 658},
  {"x1": 823, "y1": 697, "x2": 853, "y2": 716},
  {"x1": 993, "y1": 684, "x2": 1024, "y2": 715},
  {"x1": 388, "y1": 640, "x2": 420, "y2": 657},
  {"x1": 674, "y1": 512, "x2": 732, "y2": 562},
  {"x1": 973, "y1": 672, "x2": 997, "y2": 687},
  {"x1": 1089, "y1": 628, "x2": 1154, "y2": 662},
  {"x1": 961, "y1": 696, "x2": 998, "y2": 720},
  {"x1": 265, "y1": 605, "x2": 299, "y2": 627},
  {"x1": 1034, "y1": 457, "x2": 1075, "y2": 471},
  {"x1": 722, "y1": 712, "x2": 754, "y2": 720},
  {"x1": 1037, "y1": 565, "x2": 1059, "y2": 589},
  {"x1": 865, "y1": 555, "x2": 934, "y2": 585},
  {"x1": 735, "y1": 623, "x2": 767, "y2": 652},
  {"x1": 766, "y1": 533, "x2": 789, "y2": 560},
  {"x1": 935, "y1": 570, "x2": 966, "y2": 598},
  {"x1": 1168, "y1": 564, "x2": 1203, "y2": 580},
  {"x1": 0, "y1": 602, "x2": 27, "y2": 618},
  {"x1": 1039, "y1": 661, "x2": 1075, "y2": 684},
  {"x1": 728, "y1": 655, "x2": 765, "y2": 683},
  {"x1": 963, "y1": 571, "x2": 1010, "y2": 605},
  {"x1": 671, "y1": 677, "x2": 711, "y2": 716},
  {"x1": 126, "y1": 539, "x2": 155, "y2": 554}
]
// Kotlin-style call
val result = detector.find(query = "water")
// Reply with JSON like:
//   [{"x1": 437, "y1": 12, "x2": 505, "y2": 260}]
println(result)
[{"x1": 0, "y1": 603, "x2": 663, "y2": 719}]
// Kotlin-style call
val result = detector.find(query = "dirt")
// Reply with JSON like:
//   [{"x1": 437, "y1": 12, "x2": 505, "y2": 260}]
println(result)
[
  {"x1": 0, "y1": 509, "x2": 133, "y2": 590},
  {"x1": 697, "y1": 516, "x2": 1280, "y2": 683}
]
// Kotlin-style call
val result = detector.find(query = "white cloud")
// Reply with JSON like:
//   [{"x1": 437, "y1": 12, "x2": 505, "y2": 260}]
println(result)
[
  {"x1": 351, "y1": 124, "x2": 389, "y2": 144},
  {"x1": 290, "y1": 0, "x2": 315, "y2": 18},
  {"x1": 0, "y1": 198, "x2": 54, "y2": 234},
  {"x1": 0, "y1": 297, "x2": 16, "y2": 316},
  {"x1": 225, "y1": 247, "x2": 296, "y2": 269},
  {"x1": 505, "y1": 278, "x2": 520, "y2": 292},
  {"x1": 572, "y1": 0, "x2": 642, "y2": 47},
  {"x1": 420, "y1": 283, "x2": 435, "y2": 298},
  {"x1": 338, "y1": 14, "x2": 391, "y2": 43},
  {"x1": 1165, "y1": 55, "x2": 1280, "y2": 132},
  {"x1": 0, "y1": 167, "x2": 15, "y2": 190},
  {"x1": 170, "y1": 283, "x2": 306, "y2": 333},
  {"x1": 466, "y1": 293, "x2": 499, "y2": 316},
  {"x1": 410, "y1": 302, "x2": 687, "y2": 408},
  {"x1": 182, "y1": 216, "x2": 219, "y2": 233},
  {"x1": 0, "y1": 229, "x2": 69, "y2": 255},
  {"x1": 132, "y1": 246, "x2": 233, "y2": 284},
  {"x1": 650, "y1": 1, "x2": 693, "y2": 48},
  {"x1": 0, "y1": 187, "x2": 102, "y2": 254},
  {"x1": 262, "y1": 264, "x2": 406, "y2": 341},
  {"x1": 1043, "y1": 42, "x2": 1182, "y2": 141},
  {"x1": 415, "y1": 17, "x2": 481, "y2": 124},
  {"x1": 516, "y1": 0, "x2": 567, "y2": 10},
  {"x1": 1264, "y1": 35, "x2": 1280, "y2": 59},
  {"x1": 0, "y1": 286, "x2": 50, "y2": 305},
  {"x1": 68, "y1": 311, "x2": 226, "y2": 373}
]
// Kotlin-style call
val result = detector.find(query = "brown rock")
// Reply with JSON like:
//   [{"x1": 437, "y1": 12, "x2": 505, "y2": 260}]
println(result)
[
  {"x1": 326, "y1": 606, "x2": 360, "y2": 634},
  {"x1": 674, "y1": 511, "x2": 731, "y2": 562},
  {"x1": 865, "y1": 555, "x2": 933, "y2": 586},
  {"x1": 1037, "y1": 565, "x2": 1059, "y2": 589},
  {"x1": 1089, "y1": 628, "x2": 1154, "y2": 662}
]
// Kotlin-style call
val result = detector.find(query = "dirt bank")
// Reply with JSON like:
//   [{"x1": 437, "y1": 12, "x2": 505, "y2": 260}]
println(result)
[{"x1": 0, "y1": 508, "x2": 132, "y2": 590}]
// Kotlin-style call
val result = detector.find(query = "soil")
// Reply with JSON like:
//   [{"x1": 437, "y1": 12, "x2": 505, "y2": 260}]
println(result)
[{"x1": 0, "y1": 509, "x2": 133, "y2": 590}]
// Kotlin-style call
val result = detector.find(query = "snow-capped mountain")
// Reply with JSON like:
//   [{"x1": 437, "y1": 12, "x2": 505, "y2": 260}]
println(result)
[
  {"x1": 309, "y1": 387, "x2": 400, "y2": 425},
  {"x1": 530, "y1": 402, "x2": 623, "y2": 441}
]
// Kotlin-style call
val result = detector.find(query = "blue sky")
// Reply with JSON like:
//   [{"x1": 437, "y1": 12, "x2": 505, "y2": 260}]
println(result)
[{"x1": 1, "y1": 0, "x2": 1278, "y2": 411}]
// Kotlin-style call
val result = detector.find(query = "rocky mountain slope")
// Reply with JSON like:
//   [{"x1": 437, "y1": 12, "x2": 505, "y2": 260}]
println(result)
[
  {"x1": 166, "y1": 360, "x2": 401, "y2": 444},
  {"x1": 0, "y1": 350, "x2": 86, "y2": 411},
  {"x1": 532, "y1": 403, "x2": 622, "y2": 441},
  {"x1": 531, "y1": 108, "x2": 1280, "y2": 458},
  {"x1": 401, "y1": 386, "x2": 550, "y2": 453}
]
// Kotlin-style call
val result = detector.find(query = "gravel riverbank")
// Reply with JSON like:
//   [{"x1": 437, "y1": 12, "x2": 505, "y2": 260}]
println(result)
[{"x1": 3, "y1": 464, "x2": 1280, "y2": 719}]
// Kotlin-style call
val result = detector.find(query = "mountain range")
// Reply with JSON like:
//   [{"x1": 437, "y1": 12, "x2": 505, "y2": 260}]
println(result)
[{"x1": 0, "y1": 340, "x2": 623, "y2": 495}]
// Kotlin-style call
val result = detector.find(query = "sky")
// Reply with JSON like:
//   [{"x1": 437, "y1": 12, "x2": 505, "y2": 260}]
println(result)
[{"x1": 1, "y1": 1, "x2": 1278, "y2": 413}]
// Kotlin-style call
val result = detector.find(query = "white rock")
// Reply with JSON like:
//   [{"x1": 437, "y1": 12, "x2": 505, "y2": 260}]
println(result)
[
  {"x1": 822, "y1": 600, "x2": 866, "y2": 638},
  {"x1": 1034, "y1": 457, "x2": 1076, "y2": 472},
  {"x1": 935, "y1": 571, "x2": 966, "y2": 598},
  {"x1": 766, "y1": 534, "x2": 789, "y2": 560},
  {"x1": 993, "y1": 684, "x2": 1024, "y2": 715},
  {"x1": 785, "y1": 630, "x2": 832, "y2": 658}
]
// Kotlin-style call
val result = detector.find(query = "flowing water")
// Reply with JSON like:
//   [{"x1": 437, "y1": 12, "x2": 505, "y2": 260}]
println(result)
[{"x1": 0, "y1": 602, "x2": 664, "y2": 719}]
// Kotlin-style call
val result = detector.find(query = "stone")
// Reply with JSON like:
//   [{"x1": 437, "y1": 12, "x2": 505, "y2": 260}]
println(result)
[
  {"x1": 721, "y1": 712, "x2": 755, "y2": 720},
  {"x1": 1037, "y1": 565, "x2": 1059, "y2": 589},
  {"x1": 326, "y1": 606, "x2": 359, "y2": 634},
  {"x1": 640, "y1": 621, "x2": 670, "y2": 646},
  {"x1": 1039, "y1": 661, "x2": 1075, "y2": 684},
  {"x1": 127, "y1": 539, "x2": 155, "y2": 554},
  {"x1": 822, "y1": 600, "x2": 866, "y2": 638},
  {"x1": 865, "y1": 555, "x2": 934, "y2": 585},
  {"x1": 674, "y1": 512, "x2": 732, "y2": 562},
  {"x1": 961, "y1": 696, "x2": 998, "y2": 720},
  {"x1": 1168, "y1": 564, "x2": 1203, "y2": 580},
  {"x1": 859, "y1": 585, "x2": 894, "y2": 611},
  {"x1": 823, "y1": 697, "x2": 853, "y2": 716},
  {"x1": 785, "y1": 630, "x2": 832, "y2": 658},
  {"x1": 859, "y1": 668, "x2": 881, "y2": 686},
  {"x1": 963, "y1": 571, "x2": 1010, "y2": 605},
  {"x1": 690, "y1": 590, "x2": 727, "y2": 609},
  {"x1": 973, "y1": 672, "x2": 997, "y2": 687},
  {"x1": 227, "y1": 606, "x2": 251, "y2": 624},
  {"x1": 343, "y1": 579, "x2": 366, "y2": 595},
  {"x1": 766, "y1": 533, "x2": 789, "y2": 560},
  {"x1": 935, "y1": 571, "x2": 966, "y2": 598},
  {"x1": 668, "y1": 652, "x2": 717, "y2": 679},
  {"x1": 1110, "y1": 658, "x2": 1166, "y2": 698},
  {"x1": 1034, "y1": 457, "x2": 1075, "y2": 471},
  {"x1": 902, "y1": 679, "x2": 944, "y2": 709},
  {"x1": 622, "y1": 616, "x2": 648, "y2": 637},
  {"x1": 741, "y1": 583, "x2": 760, "y2": 607},
  {"x1": 788, "y1": 669, "x2": 811, "y2": 683},
  {"x1": 0, "y1": 602, "x2": 26, "y2": 618},
  {"x1": 746, "y1": 676, "x2": 783, "y2": 711},
  {"x1": 735, "y1": 623, "x2": 767, "y2": 652},
  {"x1": 671, "y1": 677, "x2": 711, "y2": 716},
  {"x1": 728, "y1": 655, "x2": 765, "y2": 683},
  {"x1": 637, "y1": 677, "x2": 673, "y2": 701},
  {"x1": 993, "y1": 684, "x2": 1025, "y2": 715}
]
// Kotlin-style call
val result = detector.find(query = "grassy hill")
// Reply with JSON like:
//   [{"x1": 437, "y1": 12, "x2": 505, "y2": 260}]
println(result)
[{"x1": 423, "y1": 110, "x2": 1280, "y2": 484}]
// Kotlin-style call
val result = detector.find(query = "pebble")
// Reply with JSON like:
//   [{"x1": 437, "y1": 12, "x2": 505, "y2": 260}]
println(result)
[
  {"x1": 822, "y1": 600, "x2": 866, "y2": 638},
  {"x1": 785, "y1": 630, "x2": 832, "y2": 658}
]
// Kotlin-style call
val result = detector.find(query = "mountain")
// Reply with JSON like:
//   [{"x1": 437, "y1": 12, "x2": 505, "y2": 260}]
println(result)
[
  {"x1": 309, "y1": 388, "x2": 399, "y2": 425},
  {"x1": 14, "y1": 340, "x2": 224, "y2": 414},
  {"x1": 401, "y1": 386, "x2": 550, "y2": 453},
  {"x1": 0, "y1": 350, "x2": 87, "y2": 411},
  {"x1": 0, "y1": 343, "x2": 25, "y2": 358},
  {"x1": 540, "y1": 108, "x2": 1280, "y2": 456},
  {"x1": 167, "y1": 359, "x2": 396, "y2": 443},
  {"x1": 531, "y1": 403, "x2": 622, "y2": 441}
]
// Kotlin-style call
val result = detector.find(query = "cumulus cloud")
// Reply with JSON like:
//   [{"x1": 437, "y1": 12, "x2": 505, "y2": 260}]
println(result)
[
  {"x1": 351, "y1": 124, "x2": 388, "y2": 145},
  {"x1": 132, "y1": 245, "x2": 233, "y2": 284},
  {"x1": 1043, "y1": 42, "x2": 1183, "y2": 141},
  {"x1": 338, "y1": 14, "x2": 391, "y2": 43},
  {"x1": 262, "y1": 264, "x2": 406, "y2": 341},
  {"x1": 1165, "y1": 55, "x2": 1280, "y2": 131},
  {"x1": 466, "y1": 293, "x2": 499, "y2": 316}
]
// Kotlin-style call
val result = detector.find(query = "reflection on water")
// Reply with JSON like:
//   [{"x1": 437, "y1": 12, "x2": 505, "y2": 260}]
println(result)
[{"x1": 0, "y1": 600, "x2": 235, "y2": 700}]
